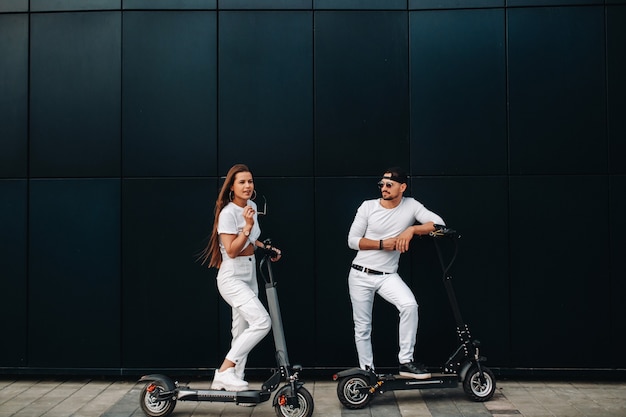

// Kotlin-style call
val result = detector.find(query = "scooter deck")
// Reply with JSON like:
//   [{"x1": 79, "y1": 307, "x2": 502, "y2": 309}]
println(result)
[
  {"x1": 176, "y1": 387, "x2": 271, "y2": 405},
  {"x1": 376, "y1": 373, "x2": 458, "y2": 391},
  {"x1": 392, "y1": 372, "x2": 455, "y2": 379}
]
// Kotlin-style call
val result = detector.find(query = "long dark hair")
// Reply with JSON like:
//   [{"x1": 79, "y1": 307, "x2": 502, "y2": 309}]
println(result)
[{"x1": 198, "y1": 164, "x2": 251, "y2": 268}]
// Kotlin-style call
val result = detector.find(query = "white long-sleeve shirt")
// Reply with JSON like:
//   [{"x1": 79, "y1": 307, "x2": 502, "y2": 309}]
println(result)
[{"x1": 348, "y1": 197, "x2": 444, "y2": 273}]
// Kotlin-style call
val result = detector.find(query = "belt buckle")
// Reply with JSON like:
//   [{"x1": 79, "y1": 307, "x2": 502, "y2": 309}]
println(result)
[{"x1": 352, "y1": 264, "x2": 383, "y2": 275}]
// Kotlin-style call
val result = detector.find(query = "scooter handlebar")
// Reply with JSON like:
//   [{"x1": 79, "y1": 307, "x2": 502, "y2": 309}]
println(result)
[
  {"x1": 260, "y1": 239, "x2": 280, "y2": 260},
  {"x1": 429, "y1": 224, "x2": 458, "y2": 238},
  {"x1": 258, "y1": 239, "x2": 280, "y2": 285}
]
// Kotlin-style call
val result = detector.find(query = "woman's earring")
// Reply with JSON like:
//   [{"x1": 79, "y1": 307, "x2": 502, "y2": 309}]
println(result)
[
  {"x1": 251, "y1": 190, "x2": 257, "y2": 200},
  {"x1": 229, "y1": 191, "x2": 234, "y2": 201}
]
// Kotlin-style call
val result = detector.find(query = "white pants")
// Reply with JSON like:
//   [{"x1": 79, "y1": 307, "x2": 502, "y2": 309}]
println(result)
[
  {"x1": 217, "y1": 255, "x2": 271, "y2": 376},
  {"x1": 348, "y1": 268, "x2": 419, "y2": 370}
]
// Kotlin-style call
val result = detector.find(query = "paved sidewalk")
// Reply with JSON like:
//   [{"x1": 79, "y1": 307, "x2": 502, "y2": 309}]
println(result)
[{"x1": 1, "y1": 376, "x2": 625, "y2": 417}]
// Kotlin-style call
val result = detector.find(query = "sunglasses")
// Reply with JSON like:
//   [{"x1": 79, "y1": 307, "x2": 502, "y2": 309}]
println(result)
[{"x1": 377, "y1": 181, "x2": 395, "y2": 189}]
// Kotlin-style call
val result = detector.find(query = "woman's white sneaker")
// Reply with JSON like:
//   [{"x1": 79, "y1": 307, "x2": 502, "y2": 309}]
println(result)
[{"x1": 211, "y1": 368, "x2": 249, "y2": 391}]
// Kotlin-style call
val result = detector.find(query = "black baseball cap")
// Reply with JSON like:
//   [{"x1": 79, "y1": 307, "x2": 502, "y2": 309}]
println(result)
[{"x1": 382, "y1": 167, "x2": 408, "y2": 184}]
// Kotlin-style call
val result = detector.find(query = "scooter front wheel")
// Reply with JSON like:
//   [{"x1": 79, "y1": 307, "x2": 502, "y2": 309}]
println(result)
[
  {"x1": 140, "y1": 381, "x2": 177, "y2": 417},
  {"x1": 336, "y1": 375, "x2": 372, "y2": 409},
  {"x1": 274, "y1": 386, "x2": 314, "y2": 417},
  {"x1": 463, "y1": 365, "x2": 496, "y2": 402}
]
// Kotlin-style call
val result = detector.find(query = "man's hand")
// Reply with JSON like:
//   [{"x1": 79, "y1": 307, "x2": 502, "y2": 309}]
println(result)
[{"x1": 395, "y1": 229, "x2": 415, "y2": 253}]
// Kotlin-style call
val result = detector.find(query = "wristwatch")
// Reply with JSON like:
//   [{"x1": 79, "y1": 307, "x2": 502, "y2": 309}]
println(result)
[{"x1": 243, "y1": 230, "x2": 250, "y2": 237}]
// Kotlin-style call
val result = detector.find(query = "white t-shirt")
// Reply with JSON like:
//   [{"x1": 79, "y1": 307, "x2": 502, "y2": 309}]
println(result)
[
  {"x1": 348, "y1": 197, "x2": 444, "y2": 273},
  {"x1": 217, "y1": 201, "x2": 261, "y2": 259}
]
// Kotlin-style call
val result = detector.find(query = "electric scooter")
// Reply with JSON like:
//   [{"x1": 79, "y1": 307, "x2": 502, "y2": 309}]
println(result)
[
  {"x1": 138, "y1": 241, "x2": 314, "y2": 417},
  {"x1": 333, "y1": 225, "x2": 496, "y2": 408}
]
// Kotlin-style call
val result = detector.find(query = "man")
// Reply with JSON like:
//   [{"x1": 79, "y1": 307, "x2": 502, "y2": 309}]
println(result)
[{"x1": 347, "y1": 167, "x2": 445, "y2": 379}]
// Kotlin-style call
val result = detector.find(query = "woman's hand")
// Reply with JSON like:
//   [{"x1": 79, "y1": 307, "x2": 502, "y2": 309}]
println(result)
[
  {"x1": 265, "y1": 244, "x2": 282, "y2": 262},
  {"x1": 243, "y1": 205, "x2": 255, "y2": 228},
  {"x1": 271, "y1": 247, "x2": 282, "y2": 262}
]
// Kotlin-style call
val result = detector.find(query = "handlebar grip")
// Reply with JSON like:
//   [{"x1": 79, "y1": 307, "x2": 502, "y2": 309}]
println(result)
[
  {"x1": 260, "y1": 246, "x2": 279, "y2": 258},
  {"x1": 261, "y1": 239, "x2": 280, "y2": 258},
  {"x1": 429, "y1": 224, "x2": 458, "y2": 238}
]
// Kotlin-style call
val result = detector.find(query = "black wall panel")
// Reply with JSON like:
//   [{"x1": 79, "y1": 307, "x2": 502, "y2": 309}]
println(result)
[
  {"x1": 0, "y1": 0, "x2": 27, "y2": 12},
  {"x1": 121, "y1": 179, "x2": 219, "y2": 369},
  {"x1": 124, "y1": 0, "x2": 216, "y2": 9},
  {"x1": 314, "y1": 175, "x2": 510, "y2": 369},
  {"x1": 120, "y1": 177, "x2": 317, "y2": 370},
  {"x1": 28, "y1": 179, "x2": 121, "y2": 368},
  {"x1": 408, "y1": 177, "x2": 510, "y2": 367},
  {"x1": 0, "y1": 14, "x2": 28, "y2": 178},
  {"x1": 315, "y1": 11, "x2": 409, "y2": 177},
  {"x1": 220, "y1": 0, "x2": 310, "y2": 8},
  {"x1": 508, "y1": 6, "x2": 607, "y2": 175},
  {"x1": 233, "y1": 177, "x2": 317, "y2": 368},
  {"x1": 0, "y1": 180, "x2": 28, "y2": 367},
  {"x1": 316, "y1": 0, "x2": 406, "y2": 9},
  {"x1": 29, "y1": 12, "x2": 121, "y2": 178},
  {"x1": 218, "y1": 12, "x2": 313, "y2": 177},
  {"x1": 508, "y1": 0, "x2": 603, "y2": 5},
  {"x1": 409, "y1": 0, "x2": 503, "y2": 9},
  {"x1": 509, "y1": 176, "x2": 610, "y2": 368},
  {"x1": 609, "y1": 175, "x2": 626, "y2": 367},
  {"x1": 314, "y1": 177, "x2": 378, "y2": 367},
  {"x1": 410, "y1": 9, "x2": 506, "y2": 176},
  {"x1": 30, "y1": 0, "x2": 120, "y2": 11},
  {"x1": 607, "y1": 6, "x2": 626, "y2": 174},
  {"x1": 122, "y1": 11, "x2": 217, "y2": 177}
]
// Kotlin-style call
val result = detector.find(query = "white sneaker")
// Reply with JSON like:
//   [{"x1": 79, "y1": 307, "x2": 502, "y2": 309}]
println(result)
[{"x1": 211, "y1": 368, "x2": 248, "y2": 391}]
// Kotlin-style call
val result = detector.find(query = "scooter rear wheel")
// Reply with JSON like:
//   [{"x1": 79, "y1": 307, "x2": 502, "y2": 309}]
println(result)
[
  {"x1": 463, "y1": 365, "x2": 496, "y2": 402},
  {"x1": 336, "y1": 375, "x2": 372, "y2": 409},
  {"x1": 274, "y1": 386, "x2": 314, "y2": 417},
  {"x1": 140, "y1": 381, "x2": 177, "y2": 417}
]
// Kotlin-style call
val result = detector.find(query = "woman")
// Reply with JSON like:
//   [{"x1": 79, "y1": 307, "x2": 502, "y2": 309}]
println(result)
[{"x1": 199, "y1": 163, "x2": 282, "y2": 391}]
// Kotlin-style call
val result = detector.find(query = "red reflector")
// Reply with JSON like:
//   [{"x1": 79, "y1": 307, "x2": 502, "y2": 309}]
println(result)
[{"x1": 332, "y1": 374, "x2": 338, "y2": 381}]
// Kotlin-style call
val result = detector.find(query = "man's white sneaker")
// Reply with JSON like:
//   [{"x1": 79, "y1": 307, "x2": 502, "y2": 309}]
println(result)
[{"x1": 211, "y1": 368, "x2": 249, "y2": 391}]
